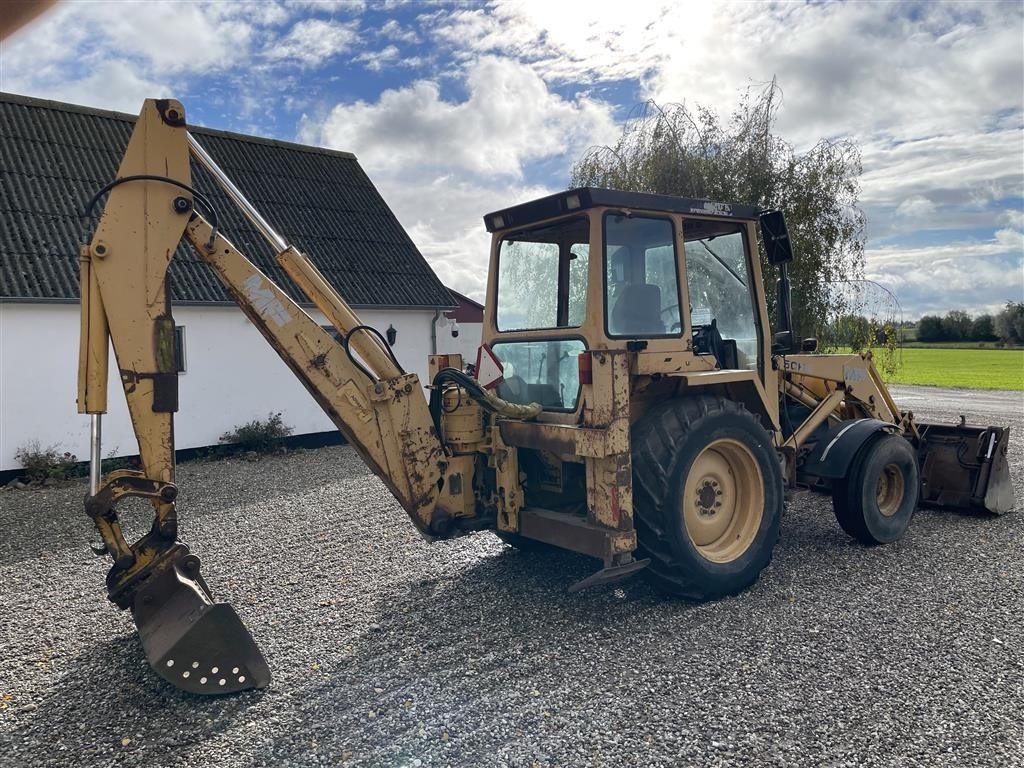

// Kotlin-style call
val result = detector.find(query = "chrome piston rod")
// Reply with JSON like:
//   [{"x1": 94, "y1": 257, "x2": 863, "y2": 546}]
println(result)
[
  {"x1": 186, "y1": 132, "x2": 288, "y2": 253},
  {"x1": 89, "y1": 414, "x2": 102, "y2": 496}
]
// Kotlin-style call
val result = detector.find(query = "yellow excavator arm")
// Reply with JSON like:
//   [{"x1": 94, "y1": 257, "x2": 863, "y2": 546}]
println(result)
[{"x1": 77, "y1": 99, "x2": 500, "y2": 694}]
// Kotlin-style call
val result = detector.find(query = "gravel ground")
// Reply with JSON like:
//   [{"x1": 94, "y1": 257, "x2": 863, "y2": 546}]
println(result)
[{"x1": 1, "y1": 384, "x2": 1021, "y2": 768}]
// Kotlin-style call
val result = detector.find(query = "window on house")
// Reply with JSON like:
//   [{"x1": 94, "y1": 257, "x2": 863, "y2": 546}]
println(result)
[{"x1": 174, "y1": 326, "x2": 187, "y2": 373}]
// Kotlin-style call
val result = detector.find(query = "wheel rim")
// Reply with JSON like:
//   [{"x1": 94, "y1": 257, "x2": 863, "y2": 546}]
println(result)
[
  {"x1": 876, "y1": 462, "x2": 905, "y2": 517},
  {"x1": 682, "y1": 438, "x2": 764, "y2": 563}
]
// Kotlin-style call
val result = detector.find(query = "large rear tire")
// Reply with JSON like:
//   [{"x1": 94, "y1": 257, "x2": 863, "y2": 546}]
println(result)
[
  {"x1": 632, "y1": 397, "x2": 783, "y2": 600},
  {"x1": 832, "y1": 433, "x2": 918, "y2": 545}
]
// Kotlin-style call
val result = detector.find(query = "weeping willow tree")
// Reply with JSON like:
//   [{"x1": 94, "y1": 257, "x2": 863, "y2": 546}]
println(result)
[{"x1": 571, "y1": 80, "x2": 866, "y2": 338}]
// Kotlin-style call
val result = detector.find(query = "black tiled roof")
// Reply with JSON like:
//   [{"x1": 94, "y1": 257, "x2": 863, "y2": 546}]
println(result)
[{"x1": 0, "y1": 93, "x2": 455, "y2": 308}]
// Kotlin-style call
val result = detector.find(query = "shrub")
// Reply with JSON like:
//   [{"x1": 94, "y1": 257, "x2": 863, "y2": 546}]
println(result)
[
  {"x1": 917, "y1": 314, "x2": 946, "y2": 342},
  {"x1": 970, "y1": 314, "x2": 997, "y2": 342},
  {"x1": 14, "y1": 441, "x2": 79, "y2": 483},
  {"x1": 995, "y1": 302, "x2": 1024, "y2": 345},
  {"x1": 219, "y1": 412, "x2": 293, "y2": 454},
  {"x1": 941, "y1": 310, "x2": 972, "y2": 342}
]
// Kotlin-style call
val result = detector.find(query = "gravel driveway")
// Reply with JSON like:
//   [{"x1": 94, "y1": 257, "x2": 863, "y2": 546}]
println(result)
[{"x1": 1, "y1": 385, "x2": 1021, "y2": 767}]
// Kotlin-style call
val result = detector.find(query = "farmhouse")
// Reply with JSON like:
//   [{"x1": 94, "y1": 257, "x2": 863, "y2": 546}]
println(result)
[
  {"x1": 0, "y1": 92, "x2": 457, "y2": 472},
  {"x1": 437, "y1": 289, "x2": 485, "y2": 368}
]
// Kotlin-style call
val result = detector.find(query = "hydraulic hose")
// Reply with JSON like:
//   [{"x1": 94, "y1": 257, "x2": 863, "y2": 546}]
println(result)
[{"x1": 429, "y1": 368, "x2": 541, "y2": 433}]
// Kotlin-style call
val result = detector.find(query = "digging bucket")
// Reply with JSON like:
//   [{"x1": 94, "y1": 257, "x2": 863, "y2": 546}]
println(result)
[{"x1": 130, "y1": 553, "x2": 271, "y2": 695}]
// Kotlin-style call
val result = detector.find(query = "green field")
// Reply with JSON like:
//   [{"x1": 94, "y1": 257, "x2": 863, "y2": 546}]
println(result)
[{"x1": 882, "y1": 347, "x2": 1024, "y2": 390}]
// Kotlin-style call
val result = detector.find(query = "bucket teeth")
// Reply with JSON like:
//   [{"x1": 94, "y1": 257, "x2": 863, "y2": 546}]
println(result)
[{"x1": 132, "y1": 554, "x2": 270, "y2": 695}]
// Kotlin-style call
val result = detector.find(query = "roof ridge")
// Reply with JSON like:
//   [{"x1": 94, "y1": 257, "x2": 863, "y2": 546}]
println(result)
[{"x1": 0, "y1": 91, "x2": 357, "y2": 161}]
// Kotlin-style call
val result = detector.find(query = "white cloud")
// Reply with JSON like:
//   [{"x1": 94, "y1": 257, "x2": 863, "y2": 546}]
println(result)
[
  {"x1": 301, "y1": 55, "x2": 618, "y2": 298},
  {"x1": 264, "y1": 18, "x2": 359, "y2": 66},
  {"x1": 355, "y1": 45, "x2": 401, "y2": 72},
  {"x1": 307, "y1": 56, "x2": 617, "y2": 179},
  {"x1": 285, "y1": 0, "x2": 363, "y2": 12},
  {"x1": 27, "y1": 59, "x2": 173, "y2": 115},
  {"x1": 865, "y1": 225, "x2": 1024, "y2": 316},
  {"x1": 379, "y1": 19, "x2": 419, "y2": 44},
  {"x1": 0, "y1": 1, "x2": 284, "y2": 108},
  {"x1": 895, "y1": 196, "x2": 936, "y2": 219},
  {"x1": 424, "y1": 1, "x2": 668, "y2": 82}
]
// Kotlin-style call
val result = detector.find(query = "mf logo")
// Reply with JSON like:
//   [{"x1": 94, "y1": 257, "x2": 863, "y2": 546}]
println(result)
[{"x1": 241, "y1": 275, "x2": 291, "y2": 328}]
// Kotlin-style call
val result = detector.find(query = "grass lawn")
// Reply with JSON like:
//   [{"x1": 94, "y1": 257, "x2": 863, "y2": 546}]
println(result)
[{"x1": 884, "y1": 347, "x2": 1024, "y2": 390}]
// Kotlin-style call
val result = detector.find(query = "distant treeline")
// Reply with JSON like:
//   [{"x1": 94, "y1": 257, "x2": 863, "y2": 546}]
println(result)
[{"x1": 916, "y1": 302, "x2": 1024, "y2": 345}]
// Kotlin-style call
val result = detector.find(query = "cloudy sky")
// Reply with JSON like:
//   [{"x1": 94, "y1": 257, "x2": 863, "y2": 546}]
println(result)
[{"x1": 2, "y1": 0, "x2": 1022, "y2": 318}]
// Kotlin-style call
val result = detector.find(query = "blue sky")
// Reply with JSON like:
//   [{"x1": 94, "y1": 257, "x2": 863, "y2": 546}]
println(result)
[{"x1": 2, "y1": 0, "x2": 1022, "y2": 318}]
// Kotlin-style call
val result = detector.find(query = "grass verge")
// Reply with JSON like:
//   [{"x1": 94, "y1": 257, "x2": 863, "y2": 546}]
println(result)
[{"x1": 885, "y1": 347, "x2": 1024, "y2": 390}]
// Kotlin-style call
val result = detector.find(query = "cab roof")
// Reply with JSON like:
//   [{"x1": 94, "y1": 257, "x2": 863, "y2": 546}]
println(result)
[{"x1": 483, "y1": 187, "x2": 762, "y2": 233}]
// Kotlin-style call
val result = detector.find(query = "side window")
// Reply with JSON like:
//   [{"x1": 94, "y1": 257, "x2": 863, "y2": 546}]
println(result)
[
  {"x1": 497, "y1": 241, "x2": 559, "y2": 330},
  {"x1": 495, "y1": 217, "x2": 589, "y2": 331},
  {"x1": 605, "y1": 215, "x2": 680, "y2": 336},
  {"x1": 566, "y1": 245, "x2": 589, "y2": 327},
  {"x1": 684, "y1": 227, "x2": 759, "y2": 370},
  {"x1": 491, "y1": 339, "x2": 587, "y2": 411},
  {"x1": 173, "y1": 326, "x2": 186, "y2": 373}
]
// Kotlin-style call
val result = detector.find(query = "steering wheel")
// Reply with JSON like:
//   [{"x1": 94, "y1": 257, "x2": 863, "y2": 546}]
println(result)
[{"x1": 661, "y1": 303, "x2": 682, "y2": 332}]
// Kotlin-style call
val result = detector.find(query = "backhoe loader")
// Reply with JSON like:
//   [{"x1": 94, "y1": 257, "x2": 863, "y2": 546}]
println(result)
[{"x1": 77, "y1": 99, "x2": 1014, "y2": 695}]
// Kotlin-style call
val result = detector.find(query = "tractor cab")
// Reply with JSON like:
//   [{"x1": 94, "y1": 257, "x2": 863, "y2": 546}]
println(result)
[{"x1": 481, "y1": 188, "x2": 773, "y2": 416}]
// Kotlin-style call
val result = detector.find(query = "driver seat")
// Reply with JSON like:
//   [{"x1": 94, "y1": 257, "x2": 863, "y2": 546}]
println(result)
[{"x1": 611, "y1": 283, "x2": 664, "y2": 335}]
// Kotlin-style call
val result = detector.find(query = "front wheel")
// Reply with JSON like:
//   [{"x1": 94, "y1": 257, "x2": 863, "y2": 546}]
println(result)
[
  {"x1": 632, "y1": 397, "x2": 784, "y2": 600},
  {"x1": 832, "y1": 433, "x2": 919, "y2": 545}
]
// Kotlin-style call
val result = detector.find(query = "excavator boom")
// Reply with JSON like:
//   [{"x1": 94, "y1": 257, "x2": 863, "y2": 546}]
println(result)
[{"x1": 78, "y1": 99, "x2": 457, "y2": 693}]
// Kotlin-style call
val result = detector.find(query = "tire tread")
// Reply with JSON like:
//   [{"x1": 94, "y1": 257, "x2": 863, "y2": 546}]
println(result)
[{"x1": 631, "y1": 396, "x2": 781, "y2": 600}]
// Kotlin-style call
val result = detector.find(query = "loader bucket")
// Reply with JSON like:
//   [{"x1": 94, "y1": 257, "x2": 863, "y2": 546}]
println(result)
[
  {"x1": 131, "y1": 553, "x2": 270, "y2": 695},
  {"x1": 918, "y1": 422, "x2": 1014, "y2": 515}
]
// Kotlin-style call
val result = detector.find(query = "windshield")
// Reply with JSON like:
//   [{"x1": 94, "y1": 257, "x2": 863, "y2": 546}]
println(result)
[
  {"x1": 683, "y1": 223, "x2": 759, "y2": 370},
  {"x1": 495, "y1": 217, "x2": 589, "y2": 331}
]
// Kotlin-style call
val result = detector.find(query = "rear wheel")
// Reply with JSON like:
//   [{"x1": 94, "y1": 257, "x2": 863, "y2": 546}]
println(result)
[
  {"x1": 832, "y1": 433, "x2": 919, "y2": 545},
  {"x1": 632, "y1": 397, "x2": 783, "y2": 600}
]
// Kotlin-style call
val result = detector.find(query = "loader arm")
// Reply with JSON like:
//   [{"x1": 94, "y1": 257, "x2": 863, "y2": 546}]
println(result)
[{"x1": 77, "y1": 99, "x2": 458, "y2": 694}]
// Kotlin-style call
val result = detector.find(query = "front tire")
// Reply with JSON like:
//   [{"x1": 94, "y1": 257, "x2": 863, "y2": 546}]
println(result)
[
  {"x1": 632, "y1": 397, "x2": 784, "y2": 600},
  {"x1": 832, "y1": 433, "x2": 919, "y2": 545}
]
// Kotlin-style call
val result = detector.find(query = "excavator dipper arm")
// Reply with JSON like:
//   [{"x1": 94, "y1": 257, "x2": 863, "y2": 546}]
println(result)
[{"x1": 78, "y1": 99, "x2": 451, "y2": 694}]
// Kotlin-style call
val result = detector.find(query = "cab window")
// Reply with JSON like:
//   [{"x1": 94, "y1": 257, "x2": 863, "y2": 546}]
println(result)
[
  {"x1": 683, "y1": 223, "x2": 759, "y2": 370},
  {"x1": 491, "y1": 338, "x2": 587, "y2": 411},
  {"x1": 604, "y1": 214, "x2": 681, "y2": 337},
  {"x1": 495, "y1": 217, "x2": 589, "y2": 331}
]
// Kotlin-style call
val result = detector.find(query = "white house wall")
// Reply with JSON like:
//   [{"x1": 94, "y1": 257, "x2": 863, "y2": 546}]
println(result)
[
  {"x1": 434, "y1": 316, "x2": 483, "y2": 369},
  {"x1": 0, "y1": 302, "x2": 435, "y2": 471}
]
